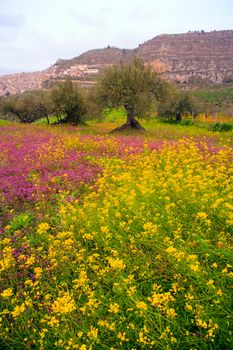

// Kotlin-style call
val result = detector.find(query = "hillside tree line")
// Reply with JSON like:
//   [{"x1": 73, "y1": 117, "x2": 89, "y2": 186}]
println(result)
[{"x1": 0, "y1": 59, "x2": 231, "y2": 129}]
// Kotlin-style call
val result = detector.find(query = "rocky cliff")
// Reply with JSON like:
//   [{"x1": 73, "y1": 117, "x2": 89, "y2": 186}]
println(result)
[
  {"x1": 0, "y1": 30, "x2": 233, "y2": 96},
  {"x1": 137, "y1": 30, "x2": 233, "y2": 84}
]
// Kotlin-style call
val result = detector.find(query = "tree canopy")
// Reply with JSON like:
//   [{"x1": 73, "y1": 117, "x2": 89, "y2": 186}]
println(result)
[
  {"x1": 158, "y1": 89, "x2": 198, "y2": 122},
  {"x1": 51, "y1": 80, "x2": 87, "y2": 125},
  {"x1": 95, "y1": 58, "x2": 168, "y2": 131},
  {"x1": 0, "y1": 90, "x2": 52, "y2": 123}
]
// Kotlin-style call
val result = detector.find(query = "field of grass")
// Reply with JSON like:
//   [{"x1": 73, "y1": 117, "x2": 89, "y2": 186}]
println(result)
[
  {"x1": 193, "y1": 86, "x2": 233, "y2": 105},
  {"x1": 0, "y1": 119, "x2": 232, "y2": 349},
  {"x1": 192, "y1": 86, "x2": 233, "y2": 123}
]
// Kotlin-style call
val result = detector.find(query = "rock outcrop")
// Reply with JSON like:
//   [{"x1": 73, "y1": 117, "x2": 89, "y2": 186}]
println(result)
[{"x1": 137, "y1": 30, "x2": 233, "y2": 85}]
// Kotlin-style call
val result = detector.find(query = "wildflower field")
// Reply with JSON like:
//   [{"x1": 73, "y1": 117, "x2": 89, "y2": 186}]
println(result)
[{"x1": 0, "y1": 120, "x2": 233, "y2": 350}]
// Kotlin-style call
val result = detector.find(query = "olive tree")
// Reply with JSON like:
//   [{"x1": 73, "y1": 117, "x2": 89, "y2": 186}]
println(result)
[
  {"x1": 95, "y1": 58, "x2": 168, "y2": 131},
  {"x1": 1, "y1": 91, "x2": 52, "y2": 123},
  {"x1": 158, "y1": 89, "x2": 198, "y2": 122},
  {"x1": 33, "y1": 90, "x2": 53, "y2": 124},
  {"x1": 51, "y1": 80, "x2": 86, "y2": 125}
]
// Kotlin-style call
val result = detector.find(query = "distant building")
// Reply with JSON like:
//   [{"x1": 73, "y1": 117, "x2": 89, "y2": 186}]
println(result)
[
  {"x1": 83, "y1": 68, "x2": 99, "y2": 75},
  {"x1": 76, "y1": 65, "x2": 88, "y2": 71}
]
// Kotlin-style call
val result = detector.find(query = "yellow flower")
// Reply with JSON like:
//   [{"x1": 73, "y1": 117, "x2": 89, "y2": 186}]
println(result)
[
  {"x1": 108, "y1": 258, "x2": 126, "y2": 270},
  {"x1": 44, "y1": 294, "x2": 51, "y2": 300},
  {"x1": 165, "y1": 246, "x2": 177, "y2": 254},
  {"x1": 196, "y1": 212, "x2": 208, "y2": 219},
  {"x1": 135, "y1": 301, "x2": 148, "y2": 311},
  {"x1": 143, "y1": 222, "x2": 158, "y2": 232},
  {"x1": 166, "y1": 308, "x2": 177, "y2": 317},
  {"x1": 0, "y1": 247, "x2": 15, "y2": 271},
  {"x1": 148, "y1": 291, "x2": 174, "y2": 308},
  {"x1": 73, "y1": 270, "x2": 88, "y2": 289},
  {"x1": 12, "y1": 304, "x2": 25, "y2": 318},
  {"x1": 1, "y1": 288, "x2": 13, "y2": 298},
  {"x1": 196, "y1": 319, "x2": 208, "y2": 329},
  {"x1": 2, "y1": 238, "x2": 11, "y2": 245},
  {"x1": 190, "y1": 263, "x2": 199, "y2": 272},
  {"x1": 127, "y1": 286, "x2": 137, "y2": 296},
  {"x1": 98, "y1": 319, "x2": 116, "y2": 331},
  {"x1": 47, "y1": 316, "x2": 60, "y2": 327},
  {"x1": 79, "y1": 345, "x2": 87, "y2": 350},
  {"x1": 117, "y1": 331, "x2": 128, "y2": 341},
  {"x1": 83, "y1": 233, "x2": 93, "y2": 240},
  {"x1": 52, "y1": 292, "x2": 76, "y2": 314},
  {"x1": 37, "y1": 222, "x2": 50, "y2": 234},
  {"x1": 171, "y1": 337, "x2": 177, "y2": 343},
  {"x1": 34, "y1": 267, "x2": 43, "y2": 279},
  {"x1": 100, "y1": 226, "x2": 109, "y2": 234},
  {"x1": 186, "y1": 254, "x2": 197, "y2": 261},
  {"x1": 185, "y1": 304, "x2": 193, "y2": 311},
  {"x1": 207, "y1": 279, "x2": 214, "y2": 285},
  {"x1": 108, "y1": 303, "x2": 120, "y2": 313},
  {"x1": 87, "y1": 326, "x2": 98, "y2": 340}
]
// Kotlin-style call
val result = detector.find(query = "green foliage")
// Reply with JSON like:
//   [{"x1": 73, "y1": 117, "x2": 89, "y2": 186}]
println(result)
[
  {"x1": 8, "y1": 213, "x2": 32, "y2": 232},
  {"x1": 192, "y1": 86, "x2": 233, "y2": 116},
  {"x1": 0, "y1": 119, "x2": 13, "y2": 126},
  {"x1": 194, "y1": 86, "x2": 233, "y2": 104},
  {"x1": 51, "y1": 80, "x2": 87, "y2": 125},
  {"x1": 102, "y1": 107, "x2": 127, "y2": 122},
  {"x1": 80, "y1": 88, "x2": 102, "y2": 122},
  {"x1": 32, "y1": 90, "x2": 53, "y2": 124},
  {"x1": 33, "y1": 115, "x2": 65, "y2": 125},
  {"x1": 96, "y1": 58, "x2": 168, "y2": 128},
  {"x1": 0, "y1": 90, "x2": 52, "y2": 123},
  {"x1": 180, "y1": 119, "x2": 194, "y2": 126},
  {"x1": 209, "y1": 122, "x2": 233, "y2": 132},
  {"x1": 158, "y1": 89, "x2": 198, "y2": 122}
]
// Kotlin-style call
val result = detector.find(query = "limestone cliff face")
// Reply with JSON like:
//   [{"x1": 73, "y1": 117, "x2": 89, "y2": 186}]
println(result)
[
  {"x1": 0, "y1": 30, "x2": 233, "y2": 95},
  {"x1": 137, "y1": 30, "x2": 233, "y2": 84}
]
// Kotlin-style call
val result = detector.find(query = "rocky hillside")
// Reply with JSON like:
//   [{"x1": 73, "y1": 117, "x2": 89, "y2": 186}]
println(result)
[
  {"x1": 0, "y1": 30, "x2": 233, "y2": 96},
  {"x1": 137, "y1": 30, "x2": 233, "y2": 84}
]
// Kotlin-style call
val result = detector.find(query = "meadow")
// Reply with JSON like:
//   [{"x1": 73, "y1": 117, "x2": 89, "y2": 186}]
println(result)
[{"x1": 0, "y1": 118, "x2": 232, "y2": 349}]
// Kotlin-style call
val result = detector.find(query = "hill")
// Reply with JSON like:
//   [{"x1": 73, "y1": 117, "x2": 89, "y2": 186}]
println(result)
[{"x1": 0, "y1": 30, "x2": 233, "y2": 95}]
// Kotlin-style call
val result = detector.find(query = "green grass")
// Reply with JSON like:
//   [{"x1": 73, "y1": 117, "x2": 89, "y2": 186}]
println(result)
[
  {"x1": 33, "y1": 115, "x2": 66, "y2": 125},
  {"x1": 193, "y1": 86, "x2": 233, "y2": 103},
  {"x1": 0, "y1": 119, "x2": 13, "y2": 126}
]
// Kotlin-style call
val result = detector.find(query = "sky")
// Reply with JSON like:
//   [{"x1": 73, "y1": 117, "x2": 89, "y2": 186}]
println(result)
[{"x1": 0, "y1": 0, "x2": 232, "y2": 75}]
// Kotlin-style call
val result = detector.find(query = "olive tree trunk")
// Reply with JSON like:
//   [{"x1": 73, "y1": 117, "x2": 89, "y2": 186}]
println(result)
[{"x1": 111, "y1": 112, "x2": 145, "y2": 132}]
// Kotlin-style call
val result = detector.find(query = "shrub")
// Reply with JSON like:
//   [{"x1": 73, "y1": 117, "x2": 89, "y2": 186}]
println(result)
[{"x1": 209, "y1": 122, "x2": 233, "y2": 132}]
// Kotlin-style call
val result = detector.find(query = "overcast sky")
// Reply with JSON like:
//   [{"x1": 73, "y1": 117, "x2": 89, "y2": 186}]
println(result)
[{"x1": 0, "y1": 0, "x2": 232, "y2": 75}]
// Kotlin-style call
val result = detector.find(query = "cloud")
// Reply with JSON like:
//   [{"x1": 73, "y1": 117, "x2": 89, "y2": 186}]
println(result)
[
  {"x1": 0, "y1": 0, "x2": 232, "y2": 74},
  {"x1": 71, "y1": 14, "x2": 105, "y2": 28},
  {"x1": 0, "y1": 13, "x2": 25, "y2": 27},
  {"x1": 127, "y1": 2, "x2": 160, "y2": 20},
  {"x1": 0, "y1": 14, "x2": 25, "y2": 42}
]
